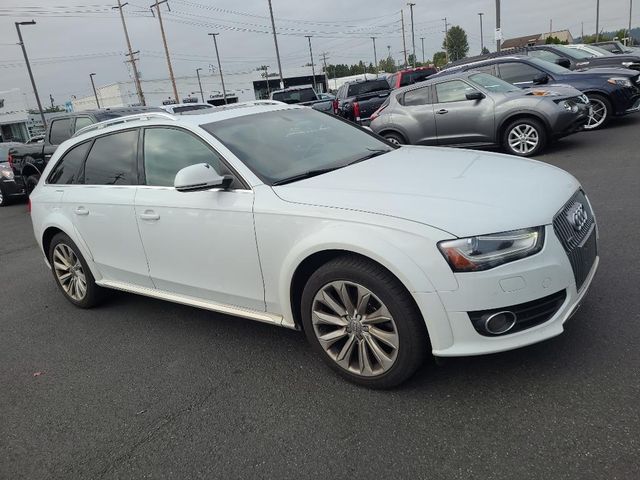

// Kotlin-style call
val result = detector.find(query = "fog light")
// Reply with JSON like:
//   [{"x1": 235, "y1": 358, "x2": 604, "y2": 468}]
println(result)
[{"x1": 483, "y1": 311, "x2": 517, "y2": 335}]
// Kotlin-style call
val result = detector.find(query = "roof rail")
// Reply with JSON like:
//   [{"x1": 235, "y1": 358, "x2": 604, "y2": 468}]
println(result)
[{"x1": 73, "y1": 112, "x2": 176, "y2": 138}]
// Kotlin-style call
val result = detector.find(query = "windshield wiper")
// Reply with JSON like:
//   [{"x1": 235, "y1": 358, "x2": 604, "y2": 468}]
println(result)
[{"x1": 271, "y1": 149, "x2": 392, "y2": 186}]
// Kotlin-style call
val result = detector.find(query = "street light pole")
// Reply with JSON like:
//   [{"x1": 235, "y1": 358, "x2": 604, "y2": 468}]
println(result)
[
  {"x1": 420, "y1": 37, "x2": 425, "y2": 63},
  {"x1": 496, "y1": 0, "x2": 501, "y2": 52},
  {"x1": 267, "y1": 0, "x2": 284, "y2": 88},
  {"x1": 371, "y1": 36, "x2": 378, "y2": 76},
  {"x1": 208, "y1": 33, "x2": 228, "y2": 104},
  {"x1": 595, "y1": 0, "x2": 600, "y2": 42},
  {"x1": 150, "y1": 0, "x2": 179, "y2": 102},
  {"x1": 305, "y1": 35, "x2": 316, "y2": 90},
  {"x1": 401, "y1": 10, "x2": 408, "y2": 67},
  {"x1": 629, "y1": 0, "x2": 634, "y2": 46},
  {"x1": 443, "y1": 17, "x2": 449, "y2": 63},
  {"x1": 89, "y1": 73, "x2": 100, "y2": 108},
  {"x1": 407, "y1": 2, "x2": 416, "y2": 68},
  {"x1": 15, "y1": 21, "x2": 46, "y2": 129},
  {"x1": 195, "y1": 68, "x2": 204, "y2": 103},
  {"x1": 478, "y1": 12, "x2": 485, "y2": 53}
]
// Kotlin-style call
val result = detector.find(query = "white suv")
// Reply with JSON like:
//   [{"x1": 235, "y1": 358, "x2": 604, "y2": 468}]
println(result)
[{"x1": 30, "y1": 103, "x2": 599, "y2": 387}]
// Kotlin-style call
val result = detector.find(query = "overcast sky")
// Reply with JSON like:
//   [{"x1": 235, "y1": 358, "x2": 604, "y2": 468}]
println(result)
[{"x1": 1, "y1": 0, "x2": 638, "y2": 106}]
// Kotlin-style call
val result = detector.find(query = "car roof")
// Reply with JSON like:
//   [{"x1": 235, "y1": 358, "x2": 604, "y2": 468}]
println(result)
[{"x1": 440, "y1": 55, "x2": 528, "y2": 73}]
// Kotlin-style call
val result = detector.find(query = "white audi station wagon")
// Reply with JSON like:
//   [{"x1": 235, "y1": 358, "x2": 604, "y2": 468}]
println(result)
[{"x1": 30, "y1": 102, "x2": 598, "y2": 387}]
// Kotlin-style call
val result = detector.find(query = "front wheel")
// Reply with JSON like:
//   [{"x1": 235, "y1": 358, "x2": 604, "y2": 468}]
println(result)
[
  {"x1": 0, "y1": 184, "x2": 8, "y2": 207},
  {"x1": 26, "y1": 174, "x2": 40, "y2": 195},
  {"x1": 502, "y1": 118, "x2": 547, "y2": 157},
  {"x1": 300, "y1": 256, "x2": 428, "y2": 388},
  {"x1": 382, "y1": 132, "x2": 406, "y2": 146},
  {"x1": 584, "y1": 94, "x2": 611, "y2": 130}
]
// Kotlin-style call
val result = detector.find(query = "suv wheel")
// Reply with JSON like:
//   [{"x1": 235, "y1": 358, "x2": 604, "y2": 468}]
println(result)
[
  {"x1": 26, "y1": 174, "x2": 40, "y2": 195},
  {"x1": 584, "y1": 94, "x2": 611, "y2": 130},
  {"x1": 300, "y1": 256, "x2": 428, "y2": 388},
  {"x1": 383, "y1": 132, "x2": 406, "y2": 146},
  {"x1": 0, "y1": 184, "x2": 7, "y2": 207},
  {"x1": 503, "y1": 118, "x2": 547, "y2": 157},
  {"x1": 48, "y1": 233, "x2": 103, "y2": 308}
]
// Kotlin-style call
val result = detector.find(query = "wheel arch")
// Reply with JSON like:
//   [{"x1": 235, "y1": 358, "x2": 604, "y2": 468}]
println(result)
[
  {"x1": 376, "y1": 128, "x2": 409, "y2": 144},
  {"x1": 497, "y1": 111, "x2": 551, "y2": 141}
]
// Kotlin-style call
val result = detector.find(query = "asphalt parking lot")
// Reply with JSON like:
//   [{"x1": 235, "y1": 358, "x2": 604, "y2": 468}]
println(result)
[{"x1": 2, "y1": 118, "x2": 639, "y2": 480}]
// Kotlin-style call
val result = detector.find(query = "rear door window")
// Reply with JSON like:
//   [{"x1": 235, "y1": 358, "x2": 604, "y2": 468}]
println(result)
[
  {"x1": 82, "y1": 130, "x2": 139, "y2": 185},
  {"x1": 73, "y1": 117, "x2": 94, "y2": 133},
  {"x1": 434, "y1": 80, "x2": 476, "y2": 103},
  {"x1": 402, "y1": 86, "x2": 432, "y2": 106},
  {"x1": 49, "y1": 118, "x2": 72, "y2": 145},
  {"x1": 47, "y1": 141, "x2": 91, "y2": 184},
  {"x1": 497, "y1": 62, "x2": 543, "y2": 84}
]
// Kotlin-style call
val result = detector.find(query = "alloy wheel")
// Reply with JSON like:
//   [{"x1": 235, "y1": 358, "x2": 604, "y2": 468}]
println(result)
[
  {"x1": 52, "y1": 243, "x2": 87, "y2": 301},
  {"x1": 385, "y1": 136, "x2": 401, "y2": 146},
  {"x1": 0, "y1": 189, "x2": 4, "y2": 206},
  {"x1": 507, "y1": 124, "x2": 539, "y2": 155},
  {"x1": 311, "y1": 281, "x2": 399, "y2": 377},
  {"x1": 584, "y1": 99, "x2": 607, "y2": 130}
]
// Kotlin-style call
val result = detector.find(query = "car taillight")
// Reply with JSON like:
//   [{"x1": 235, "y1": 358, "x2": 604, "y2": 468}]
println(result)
[
  {"x1": 353, "y1": 101, "x2": 361, "y2": 122},
  {"x1": 370, "y1": 104, "x2": 387, "y2": 121},
  {"x1": 27, "y1": 198, "x2": 31, "y2": 213},
  {"x1": 332, "y1": 99, "x2": 339, "y2": 114},
  {"x1": 7, "y1": 153, "x2": 14, "y2": 168}
]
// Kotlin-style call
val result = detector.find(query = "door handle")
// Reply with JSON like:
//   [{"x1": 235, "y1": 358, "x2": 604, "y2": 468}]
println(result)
[
  {"x1": 139, "y1": 210, "x2": 160, "y2": 221},
  {"x1": 436, "y1": 109, "x2": 449, "y2": 114},
  {"x1": 75, "y1": 207, "x2": 89, "y2": 216}
]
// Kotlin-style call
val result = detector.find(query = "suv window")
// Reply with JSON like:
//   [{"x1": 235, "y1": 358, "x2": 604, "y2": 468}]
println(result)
[
  {"x1": 400, "y1": 69, "x2": 436, "y2": 87},
  {"x1": 497, "y1": 62, "x2": 543, "y2": 84},
  {"x1": 434, "y1": 80, "x2": 476, "y2": 103},
  {"x1": 143, "y1": 128, "x2": 229, "y2": 187},
  {"x1": 402, "y1": 86, "x2": 431, "y2": 106},
  {"x1": 74, "y1": 117, "x2": 93, "y2": 133},
  {"x1": 272, "y1": 89, "x2": 317, "y2": 104},
  {"x1": 467, "y1": 64, "x2": 496, "y2": 75},
  {"x1": 49, "y1": 118, "x2": 72, "y2": 145},
  {"x1": 346, "y1": 80, "x2": 389, "y2": 97},
  {"x1": 47, "y1": 141, "x2": 92, "y2": 184},
  {"x1": 387, "y1": 73, "x2": 398, "y2": 88},
  {"x1": 528, "y1": 49, "x2": 564, "y2": 63},
  {"x1": 83, "y1": 130, "x2": 138, "y2": 185}
]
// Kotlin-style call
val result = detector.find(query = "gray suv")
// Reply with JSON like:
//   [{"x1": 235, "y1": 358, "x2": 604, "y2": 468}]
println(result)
[{"x1": 370, "y1": 72, "x2": 590, "y2": 157}]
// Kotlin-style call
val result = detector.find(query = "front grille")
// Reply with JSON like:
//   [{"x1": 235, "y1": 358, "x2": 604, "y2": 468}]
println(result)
[
  {"x1": 553, "y1": 190, "x2": 598, "y2": 290},
  {"x1": 468, "y1": 290, "x2": 567, "y2": 336}
]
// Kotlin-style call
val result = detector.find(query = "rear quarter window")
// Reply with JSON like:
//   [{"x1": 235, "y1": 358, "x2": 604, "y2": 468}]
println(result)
[{"x1": 47, "y1": 141, "x2": 92, "y2": 184}]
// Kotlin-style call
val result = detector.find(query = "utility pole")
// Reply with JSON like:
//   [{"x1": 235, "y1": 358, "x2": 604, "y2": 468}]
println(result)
[
  {"x1": 304, "y1": 35, "x2": 316, "y2": 90},
  {"x1": 443, "y1": 17, "x2": 449, "y2": 63},
  {"x1": 420, "y1": 37, "x2": 425, "y2": 63},
  {"x1": 629, "y1": 0, "x2": 634, "y2": 46},
  {"x1": 15, "y1": 21, "x2": 46, "y2": 129},
  {"x1": 150, "y1": 0, "x2": 178, "y2": 102},
  {"x1": 407, "y1": 2, "x2": 416, "y2": 68},
  {"x1": 195, "y1": 68, "x2": 204, "y2": 102},
  {"x1": 320, "y1": 52, "x2": 331, "y2": 91},
  {"x1": 496, "y1": 0, "x2": 501, "y2": 52},
  {"x1": 267, "y1": 0, "x2": 284, "y2": 88},
  {"x1": 595, "y1": 0, "x2": 600, "y2": 42},
  {"x1": 208, "y1": 33, "x2": 227, "y2": 104},
  {"x1": 549, "y1": 19, "x2": 553, "y2": 37},
  {"x1": 478, "y1": 13, "x2": 484, "y2": 53},
  {"x1": 113, "y1": 1, "x2": 145, "y2": 105},
  {"x1": 582, "y1": 21, "x2": 584, "y2": 40},
  {"x1": 371, "y1": 37, "x2": 378, "y2": 76},
  {"x1": 401, "y1": 10, "x2": 408, "y2": 68},
  {"x1": 49, "y1": 94, "x2": 54, "y2": 109},
  {"x1": 89, "y1": 73, "x2": 100, "y2": 108}
]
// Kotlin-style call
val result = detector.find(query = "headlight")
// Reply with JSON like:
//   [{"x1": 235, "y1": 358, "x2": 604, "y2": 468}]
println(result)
[
  {"x1": 621, "y1": 61, "x2": 635, "y2": 67},
  {"x1": 438, "y1": 227, "x2": 545, "y2": 272},
  {"x1": 0, "y1": 168, "x2": 14, "y2": 180},
  {"x1": 555, "y1": 99, "x2": 579, "y2": 113},
  {"x1": 607, "y1": 77, "x2": 633, "y2": 87}
]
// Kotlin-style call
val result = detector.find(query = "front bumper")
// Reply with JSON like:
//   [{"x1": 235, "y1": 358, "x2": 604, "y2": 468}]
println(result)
[
  {"x1": 550, "y1": 107, "x2": 589, "y2": 138},
  {"x1": 0, "y1": 176, "x2": 27, "y2": 199},
  {"x1": 611, "y1": 84, "x2": 640, "y2": 116},
  {"x1": 413, "y1": 223, "x2": 599, "y2": 357}
]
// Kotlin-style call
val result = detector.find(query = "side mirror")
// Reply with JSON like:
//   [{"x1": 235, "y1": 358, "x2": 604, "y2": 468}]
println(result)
[
  {"x1": 466, "y1": 91, "x2": 485, "y2": 100},
  {"x1": 555, "y1": 58, "x2": 571, "y2": 68},
  {"x1": 533, "y1": 73, "x2": 550, "y2": 85},
  {"x1": 174, "y1": 163, "x2": 233, "y2": 192}
]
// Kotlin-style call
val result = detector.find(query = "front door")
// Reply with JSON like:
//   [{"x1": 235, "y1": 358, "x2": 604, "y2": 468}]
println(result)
[
  {"x1": 63, "y1": 128, "x2": 154, "y2": 287},
  {"x1": 432, "y1": 79, "x2": 495, "y2": 145},
  {"x1": 135, "y1": 126, "x2": 264, "y2": 311}
]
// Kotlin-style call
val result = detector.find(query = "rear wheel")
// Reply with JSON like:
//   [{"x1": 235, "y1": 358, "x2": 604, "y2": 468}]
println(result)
[
  {"x1": 26, "y1": 174, "x2": 40, "y2": 195},
  {"x1": 502, "y1": 118, "x2": 547, "y2": 157},
  {"x1": 0, "y1": 184, "x2": 8, "y2": 207},
  {"x1": 584, "y1": 94, "x2": 611, "y2": 130},
  {"x1": 382, "y1": 132, "x2": 406, "y2": 146},
  {"x1": 300, "y1": 256, "x2": 428, "y2": 388},
  {"x1": 48, "y1": 233, "x2": 104, "y2": 308}
]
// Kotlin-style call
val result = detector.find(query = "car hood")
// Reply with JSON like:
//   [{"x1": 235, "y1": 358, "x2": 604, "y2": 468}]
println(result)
[
  {"x1": 560, "y1": 66, "x2": 639, "y2": 78},
  {"x1": 272, "y1": 146, "x2": 579, "y2": 238}
]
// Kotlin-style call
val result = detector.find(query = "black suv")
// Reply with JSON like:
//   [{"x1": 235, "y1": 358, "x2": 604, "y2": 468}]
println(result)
[
  {"x1": 435, "y1": 55, "x2": 640, "y2": 129},
  {"x1": 522, "y1": 44, "x2": 640, "y2": 72},
  {"x1": 335, "y1": 78, "x2": 391, "y2": 125},
  {"x1": 7, "y1": 107, "x2": 161, "y2": 193}
]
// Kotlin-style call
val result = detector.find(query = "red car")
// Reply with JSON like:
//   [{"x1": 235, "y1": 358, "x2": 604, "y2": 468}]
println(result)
[{"x1": 386, "y1": 66, "x2": 438, "y2": 89}]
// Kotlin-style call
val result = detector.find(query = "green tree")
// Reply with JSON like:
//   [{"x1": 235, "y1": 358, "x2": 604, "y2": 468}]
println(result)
[
  {"x1": 442, "y1": 25, "x2": 469, "y2": 62},
  {"x1": 545, "y1": 36, "x2": 568, "y2": 45},
  {"x1": 432, "y1": 51, "x2": 447, "y2": 67},
  {"x1": 481, "y1": 46, "x2": 490, "y2": 55},
  {"x1": 378, "y1": 56, "x2": 396, "y2": 73}
]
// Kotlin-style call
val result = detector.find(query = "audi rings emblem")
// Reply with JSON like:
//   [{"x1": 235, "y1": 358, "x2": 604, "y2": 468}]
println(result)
[{"x1": 567, "y1": 202, "x2": 589, "y2": 232}]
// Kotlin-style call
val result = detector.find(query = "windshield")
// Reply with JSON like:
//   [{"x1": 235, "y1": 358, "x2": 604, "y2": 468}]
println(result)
[
  {"x1": 468, "y1": 73, "x2": 520, "y2": 93},
  {"x1": 173, "y1": 105, "x2": 213, "y2": 113},
  {"x1": 527, "y1": 57, "x2": 571, "y2": 74},
  {"x1": 201, "y1": 108, "x2": 393, "y2": 185},
  {"x1": 347, "y1": 80, "x2": 390, "y2": 97},
  {"x1": 553, "y1": 45, "x2": 594, "y2": 60},
  {"x1": 272, "y1": 89, "x2": 317, "y2": 104},
  {"x1": 583, "y1": 45, "x2": 611, "y2": 56}
]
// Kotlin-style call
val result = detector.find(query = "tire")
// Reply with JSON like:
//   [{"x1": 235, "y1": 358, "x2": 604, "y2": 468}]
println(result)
[
  {"x1": 26, "y1": 174, "x2": 40, "y2": 195},
  {"x1": 383, "y1": 132, "x2": 406, "y2": 146},
  {"x1": 0, "y1": 183, "x2": 8, "y2": 207},
  {"x1": 48, "y1": 232, "x2": 104, "y2": 308},
  {"x1": 502, "y1": 117, "x2": 547, "y2": 157},
  {"x1": 584, "y1": 94, "x2": 611, "y2": 130},
  {"x1": 300, "y1": 255, "x2": 429, "y2": 388}
]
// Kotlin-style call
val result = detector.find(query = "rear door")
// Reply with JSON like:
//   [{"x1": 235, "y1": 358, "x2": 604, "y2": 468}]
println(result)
[
  {"x1": 62, "y1": 128, "x2": 154, "y2": 287},
  {"x1": 396, "y1": 86, "x2": 437, "y2": 145},
  {"x1": 432, "y1": 79, "x2": 495, "y2": 145},
  {"x1": 496, "y1": 61, "x2": 546, "y2": 88}
]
